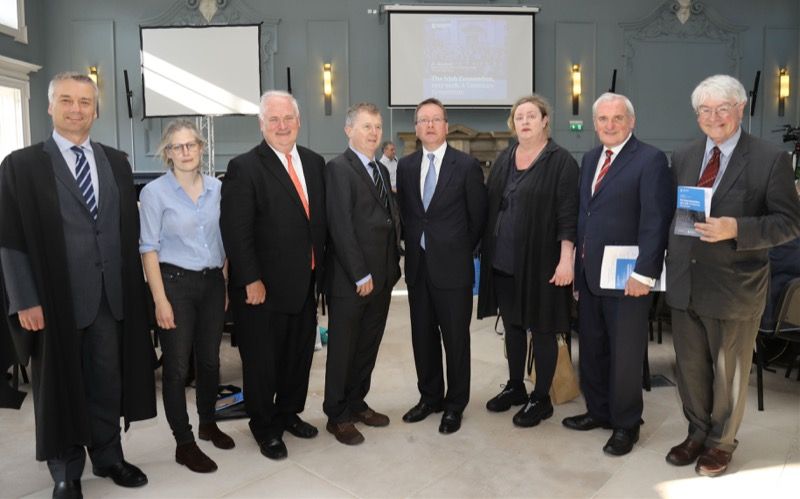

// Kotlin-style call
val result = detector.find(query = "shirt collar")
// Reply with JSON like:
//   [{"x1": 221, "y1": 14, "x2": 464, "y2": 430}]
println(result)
[
  {"x1": 165, "y1": 168, "x2": 210, "y2": 193},
  {"x1": 268, "y1": 143, "x2": 299, "y2": 162},
  {"x1": 422, "y1": 142, "x2": 448, "y2": 163},
  {"x1": 604, "y1": 133, "x2": 632, "y2": 158},
  {"x1": 52, "y1": 129, "x2": 91, "y2": 154},
  {"x1": 705, "y1": 127, "x2": 741, "y2": 159},
  {"x1": 349, "y1": 146, "x2": 376, "y2": 168}
]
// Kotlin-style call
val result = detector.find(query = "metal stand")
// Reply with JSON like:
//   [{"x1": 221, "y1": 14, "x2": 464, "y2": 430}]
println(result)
[
  {"x1": 196, "y1": 115, "x2": 215, "y2": 176},
  {"x1": 128, "y1": 117, "x2": 136, "y2": 170}
]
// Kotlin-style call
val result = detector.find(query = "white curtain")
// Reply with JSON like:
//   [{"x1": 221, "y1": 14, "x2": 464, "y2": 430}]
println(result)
[{"x1": 0, "y1": 85, "x2": 24, "y2": 160}]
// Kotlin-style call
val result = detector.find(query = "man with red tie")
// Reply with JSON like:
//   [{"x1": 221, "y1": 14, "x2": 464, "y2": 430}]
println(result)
[
  {"x1": 665, "y1": 75, "x2": 800, "y2": 476},
  {"x1": 563, "y1": 93, "x2": 674, "y2": 456},
  {"x1": 221, "y1": 90, "x2": 327, "y2": 460}
]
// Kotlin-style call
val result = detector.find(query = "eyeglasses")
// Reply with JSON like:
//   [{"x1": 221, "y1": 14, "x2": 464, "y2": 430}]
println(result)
[
  {"x1": 266, "y1": 115, "x2": 298, "y2": 127},
  {"x1": 416, "y1": 117, "x2": 446, "y2": 126},
  {"x1": 696, "y1": 103, "x2": 736, "y2": 119},
  {"x1": 166, "y1": 141, "x2": 199, "y2": 153}
]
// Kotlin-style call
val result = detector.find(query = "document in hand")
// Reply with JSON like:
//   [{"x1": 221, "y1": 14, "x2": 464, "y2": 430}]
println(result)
[
  {"x1": 674, "y1": 186, "x2": 712, "y2": 237},
  {"x1": 600, "y1": 245, "x2": 666, "y2": 291}
]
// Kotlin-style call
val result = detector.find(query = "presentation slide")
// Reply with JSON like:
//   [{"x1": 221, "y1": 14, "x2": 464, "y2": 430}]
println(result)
[
  {"x1": 140, "y1": 25, "x2": 261, "y2": 117},
  {"x1": 389, "y1": 12, "x2": 534, "y2": 107}
]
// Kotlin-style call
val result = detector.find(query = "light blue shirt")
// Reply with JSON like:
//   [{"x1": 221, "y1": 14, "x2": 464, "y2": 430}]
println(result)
[
  {"x1": 52, "y1": 130, "x2": 100, "y2": 205},
  {"x1": 701, "y1": 127, "x2": 741, "y2": 193},
  {"x1": 139, "y1": 170, "x2": 225, "y2": 270}
]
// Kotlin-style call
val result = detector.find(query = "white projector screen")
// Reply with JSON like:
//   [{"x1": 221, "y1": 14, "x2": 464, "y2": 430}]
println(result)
[
  {"x1": 388, "y1": 10, "x2": 535, "y2": 107},
  {"x1": 140, "y1": 25, "x2": 262, "y2": 117}
]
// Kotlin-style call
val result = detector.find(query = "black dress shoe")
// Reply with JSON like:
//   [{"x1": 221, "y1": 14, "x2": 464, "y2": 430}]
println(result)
[
  {"x1": 259, "y1": 437, "x2": 288, "y2": 460},
  {"x1": 402, "y1": 401, "x2": 443, "y2": 423},
  {"x1": 486, "y1": 382, "x2": 528, "y2": 412},
  {"x1": 603, "y1": 426, "x2": 640, "y2": 456},
  {"x1": 562, "y1": 413, "x2": 612, "y2": 431},
  {"x1": 512, "y1": 394, "x2": 553, "y2": 428},
  {"x1": 438, "y1": 410, "x2": 462, "y2": 434},
  {"x1": 92, "y1": 460, "x2": 148, "y2": 488},
  {"x1": 52, "y1": 480, "x2": 82, "y2": 499},
  {"x1": 285, "y1": 416, "x2": 319, "y2": 439}
]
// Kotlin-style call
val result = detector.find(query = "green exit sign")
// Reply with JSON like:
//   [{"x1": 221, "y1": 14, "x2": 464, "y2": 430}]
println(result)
[{"x1": 569, "y1": 120, "x2": 583, "y2": 132}]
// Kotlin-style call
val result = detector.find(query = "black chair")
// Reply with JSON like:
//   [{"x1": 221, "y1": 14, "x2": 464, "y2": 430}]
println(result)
[{"x1": 755, "y1": 277, "x2": 800, "y2": 411}]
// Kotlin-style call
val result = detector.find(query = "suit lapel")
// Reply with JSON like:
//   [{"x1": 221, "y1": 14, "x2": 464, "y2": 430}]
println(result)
[
  {"x1": 581, "y1": 146, "x2": 602, "y2": 203},
  {"x1": 428, "y1": 145, "x2": 456, "y2": 211},
  {"x1": 43, "y1": 138, "x2": 92, "y2": 216},
  {"x1": 592, "y1": 136, "x2": 639, "y2": 199},
  {"x1": 91, "y1": 141, "x2": 117, "y2": 222},
  {"x1": 406, "y1": 150, "x2": 425, "y2": 211},
  {"x1": 680, "y1": 139, "x2": 706, "y2": 187},
  {"x1": 297, "y1": 147, "x2": 321, "y2": 220},
  {"x1": 257, "y1": 141, "x2": 307, "y2": 217},
  {"x1": 711, "y1": 132, "x2": 749, "y2": 208}
]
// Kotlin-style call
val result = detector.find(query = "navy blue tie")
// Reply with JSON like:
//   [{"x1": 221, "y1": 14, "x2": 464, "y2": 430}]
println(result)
[{"x1": 71, "y1": 145, "x2": 97, "y2": 220}]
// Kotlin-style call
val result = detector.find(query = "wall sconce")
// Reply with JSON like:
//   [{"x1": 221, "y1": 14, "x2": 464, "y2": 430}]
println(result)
[
  {"x1": 88, "y1": 66, "x2": 98, "y2": 85},
  {"x1": 323, "y1": 62, "x2": 332, "y2": 116},
  {"x1": 571, "y1": 64, "x2": 581, "y2": 115},
  {"x1": 779, "y1": 67, "x2": 790, "y2": 117}
]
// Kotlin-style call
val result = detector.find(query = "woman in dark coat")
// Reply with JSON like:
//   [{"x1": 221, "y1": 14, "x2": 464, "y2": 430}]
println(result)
[{"x1": 477, "y1": 94, "x2": 579, "y2": 427}]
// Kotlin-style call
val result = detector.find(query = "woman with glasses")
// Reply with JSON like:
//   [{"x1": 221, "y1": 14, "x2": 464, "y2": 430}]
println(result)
[
  {"x1": 477, "y1": 95, "x2": 579, "y2": 427},
  {"x1": 139, "y1": 119, "x2": 233, "y2": 473}
]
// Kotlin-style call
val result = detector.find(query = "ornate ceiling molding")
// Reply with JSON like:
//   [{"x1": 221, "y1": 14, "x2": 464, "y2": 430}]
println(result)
[{"x1": 620, "y1": 0, "x2": 745, "y2": 74}]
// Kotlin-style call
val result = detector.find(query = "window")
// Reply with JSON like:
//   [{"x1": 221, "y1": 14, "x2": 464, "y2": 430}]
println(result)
[
  {"x1": 0, "y1": 0, "x2": 27, "y2": 43},
  {"x1": 0, "y1": 55, "x2": 40, "y2": 160}
]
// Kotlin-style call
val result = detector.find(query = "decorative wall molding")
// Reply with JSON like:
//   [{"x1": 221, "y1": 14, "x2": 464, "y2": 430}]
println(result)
[{"x1": 620, "y1": 0, "x2": 745, "y2": 74}]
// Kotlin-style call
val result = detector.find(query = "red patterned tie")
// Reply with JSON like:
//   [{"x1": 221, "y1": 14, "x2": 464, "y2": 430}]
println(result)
[
  {"x1": 697, "y1": 146, "x2": 721, "y2": 188},
  {"x1": 593, "y1": 149, "x2": 614, "y2": 193},
  {"x1": 285, "y1": 154, "x2": 314, "y2": 269}
]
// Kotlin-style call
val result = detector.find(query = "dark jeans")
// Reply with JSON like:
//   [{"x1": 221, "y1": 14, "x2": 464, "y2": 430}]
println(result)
[
  {"x1": 159, "y1": 263, "x2": 225, "y2": 445},
  {"x1": 493, "y1": 270, "x2": 557, "y2": 399}
]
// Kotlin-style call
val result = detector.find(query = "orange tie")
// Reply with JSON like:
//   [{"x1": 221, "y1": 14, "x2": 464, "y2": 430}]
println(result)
[{"x1": 285, "y1": 154, "x2": 314, "y2": 269}]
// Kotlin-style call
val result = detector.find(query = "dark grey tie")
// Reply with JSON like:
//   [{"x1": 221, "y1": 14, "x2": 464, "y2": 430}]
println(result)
[
  {"x1": 369, "y1": 161, "x2": 389, "y2": 210},
  {"x1": 71, "y1": 145, "x2": 97, "y2": 220}
]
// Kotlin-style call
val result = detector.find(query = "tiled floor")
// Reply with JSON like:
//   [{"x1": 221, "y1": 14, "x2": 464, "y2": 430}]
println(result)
[{"x1": 2, "y1": 290, "x2": 799, "y2": 498}]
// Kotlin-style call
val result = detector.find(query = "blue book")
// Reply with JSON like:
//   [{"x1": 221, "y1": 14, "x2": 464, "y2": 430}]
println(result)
[{"x1": 674, "y1": 186, "x2": 711, "y2": 237}]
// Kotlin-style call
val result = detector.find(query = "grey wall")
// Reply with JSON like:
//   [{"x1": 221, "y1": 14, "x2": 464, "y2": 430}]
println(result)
[{"x1": 1, "y1": 0, "x2": 798, "y2": 171}]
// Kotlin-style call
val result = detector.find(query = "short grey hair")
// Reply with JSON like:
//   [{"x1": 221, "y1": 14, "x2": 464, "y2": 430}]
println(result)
[
  {"x1": 345, "y1": 102, "x2": 381, "y2": 127},
  {"x1": 156, "y1": 119, "x2": 206, "y2": 169},
  {"x1": 259, "y1": 90, "x2": 300, "y2": 120},
  {"x1": 48, "y1": 71, "x2": 98, "y2": 104},
  {"x1": 690, "y1": 74, "x2": 747, "y2": 111},
  {"x1": 592, "y1": 92, "x2": 635, "y2": 120}
]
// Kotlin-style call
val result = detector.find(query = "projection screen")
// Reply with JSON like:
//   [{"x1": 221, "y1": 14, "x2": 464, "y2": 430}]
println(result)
[
  {"x1": 140, "y1": 24, "x2": 262, "y2": 117},
  {"x1": 387, "y1": 7, "x2": 536, "y2": 107}
]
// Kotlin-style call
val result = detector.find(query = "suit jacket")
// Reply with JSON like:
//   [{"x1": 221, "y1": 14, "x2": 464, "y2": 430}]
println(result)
[
  {"x1": 666, "y1": 131, "x2": 800, "y2": 320},
  {"x1": 324, "y1": 148, "x2": 400, "y2": 298},
  {"x1": 576, "y1": 135, "x2": 675, "y2": 296},
  {"x1": 220, "y1": 141, "x2": 327, "y2": 314},
  {"x1": 396, "y1": 145, "x2": 487, "y2": 289},
  {"x1": 0, "y1": 138, "x2": 155, "y2": 460}
]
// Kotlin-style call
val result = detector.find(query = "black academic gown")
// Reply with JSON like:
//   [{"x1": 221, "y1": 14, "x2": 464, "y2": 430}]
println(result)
[
  {"x1": 0, "y1": 142, "x2": 156, "y2": 461},
  {"x1": 477, "y1": 140, "x2": 579, "y2": 333}
]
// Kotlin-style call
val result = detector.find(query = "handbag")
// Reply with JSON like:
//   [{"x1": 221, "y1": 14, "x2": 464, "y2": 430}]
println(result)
[{"x1": 527, "y1": 333, "x2": 580, "y2": 404}]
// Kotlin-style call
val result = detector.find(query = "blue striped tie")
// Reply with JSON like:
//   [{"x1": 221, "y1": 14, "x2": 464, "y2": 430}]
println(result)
[{"x1": 71, "y1": 145, "x2": 97, "y2": 220}]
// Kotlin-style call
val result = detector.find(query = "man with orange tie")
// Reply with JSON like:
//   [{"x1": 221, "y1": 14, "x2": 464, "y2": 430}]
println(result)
[
  {"x1": 665, "y1": 75, "x2": 800, "y2": 477},
  {"x1": 221, "y1": 90, "x2": 327, "y2": 460},
  {"x1": 563, "y1": 93, "x2": 674, "y2": 457}
]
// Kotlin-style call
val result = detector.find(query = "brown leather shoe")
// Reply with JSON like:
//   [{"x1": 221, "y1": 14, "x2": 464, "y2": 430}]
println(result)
[
  {"x1": 666, "y1": 437, "x2": 705, "y2": 466},
  {"x1": 695, "y1": 447, "x2": 733, "y2": 477},
  {"x1": 354, "y1": 407, "x2": 390, "y2": 427},
  {"x1": 176, "y1": 442, "x2": 218, "y2": 473},
  {"x1": 326, "y1": 421, "x2": 365, "y2": 445},
  {"x1": 199, "y1": 422, "x2": 235, "y2": 450}
]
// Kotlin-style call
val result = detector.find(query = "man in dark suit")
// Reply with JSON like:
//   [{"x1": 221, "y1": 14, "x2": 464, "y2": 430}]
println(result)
[
  {"x1": 220, "y1": 90, "x2": 327, "y2": 460},
  {"x1": 396, "y1": 98, "x2": 487, "y2": 434},
  {"x1": 323, "y1": 102, "x2": 400, "y2": 445},
  {"x1": 563, "y1": 93, "x2": 674, "y2": 456},
  {"x1": 665, "y1": 75, "x2": 800, "y2": 477},
  {"x1": 0, "y1": 72, "x2": 156, "y2": 499}
]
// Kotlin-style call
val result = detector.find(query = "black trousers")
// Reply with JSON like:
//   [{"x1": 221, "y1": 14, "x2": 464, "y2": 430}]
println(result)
[
  {"x1": 47, "y1": 292, "x2": 123, "y2": 482},
  {"x1": 493, "y1": 271, "x2": 557, "y2": 398},
  {"x1": 158, "y1": 264, "x2": 225, "y2": 445},
  {"x1": 234, "y1": 275, "x2": 317, "y2": 442},
  {"x1": 408, "y1": 253, "x2": 472, "y2": 413},
  {"x1": 576, "y1": 270, "x2": 651, "y2": 429},
  {"x1": 323, "y1": 285, "x2": 392, "y2": 423}
]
